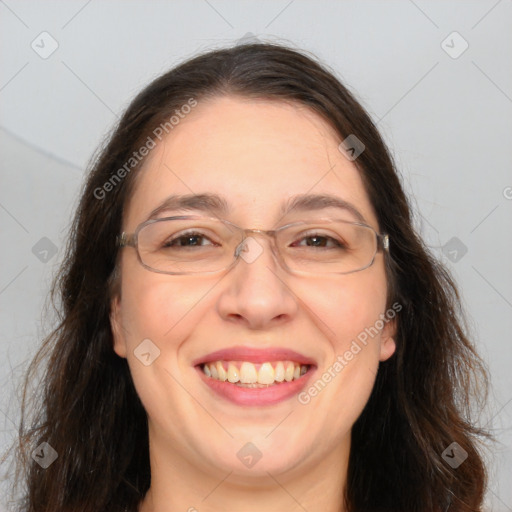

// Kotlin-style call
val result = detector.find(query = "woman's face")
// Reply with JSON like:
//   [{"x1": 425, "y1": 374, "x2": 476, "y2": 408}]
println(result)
[{"x1": 111, "y1": 96, "x2": 396, "y2": 484}]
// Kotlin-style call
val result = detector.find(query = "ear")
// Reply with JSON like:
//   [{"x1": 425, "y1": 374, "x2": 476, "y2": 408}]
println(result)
[
  {"x1": 110, "y1": 294, "x2": 127, "y2": 358},
  {"x1": 379, "y1": 318, "x2": 397, "y2": 362}
]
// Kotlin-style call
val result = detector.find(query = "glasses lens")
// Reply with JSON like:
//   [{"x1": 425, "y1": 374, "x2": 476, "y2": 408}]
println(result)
[
  {"x1": 137, "y1": 217, "x2": 238, "y2": 274},
  {"x1": 277, "y1": 220, "x2": 377, "y2": 274},
  {"x1": 134, "y1": 217, "x2": 379, "y2": 275}
]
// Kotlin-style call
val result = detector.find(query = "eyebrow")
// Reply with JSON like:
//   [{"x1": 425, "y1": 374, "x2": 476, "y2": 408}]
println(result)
[{"x1": 146, "y1": 192, "x2": 366, "y2": 223}]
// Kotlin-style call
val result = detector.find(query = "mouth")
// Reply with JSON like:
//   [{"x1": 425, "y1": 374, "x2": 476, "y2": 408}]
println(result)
[
  {"x1": 193, "y1": 347, "x2": 317, "y2": 406},
  {"x1": 200, "y1": 360, "x2": 310, "y2": 386}
]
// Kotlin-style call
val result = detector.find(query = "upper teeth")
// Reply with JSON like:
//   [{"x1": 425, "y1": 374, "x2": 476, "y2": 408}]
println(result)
[{"x1": 202, "y1": 361, "x2": 308, "y2": 385}]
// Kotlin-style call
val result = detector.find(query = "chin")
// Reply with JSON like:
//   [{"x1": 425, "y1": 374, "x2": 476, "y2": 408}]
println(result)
[{"x1": 199, "y1": 433, "x2": 313, "y2": 481}]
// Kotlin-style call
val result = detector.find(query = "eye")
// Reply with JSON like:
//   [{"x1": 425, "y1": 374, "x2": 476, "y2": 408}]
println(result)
[
  {"x1": 290, "y1": 232, "x2": 347, "y2": 249},
  {"x1": 162, "y1": 230, "x2": 217, "y2": 248}
]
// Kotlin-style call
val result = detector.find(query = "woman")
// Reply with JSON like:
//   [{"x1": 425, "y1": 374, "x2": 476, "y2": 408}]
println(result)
[{"x1": 14, "y1": 43, "x2": 489, "y2": 511}]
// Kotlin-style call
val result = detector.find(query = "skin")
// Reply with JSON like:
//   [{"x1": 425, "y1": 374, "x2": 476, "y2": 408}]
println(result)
[{"x1": 110, "y1": 96, "x2": 396, "y2": 512}]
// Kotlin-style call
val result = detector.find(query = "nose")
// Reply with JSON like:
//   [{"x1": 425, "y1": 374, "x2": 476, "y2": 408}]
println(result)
[{"x1": 216, "y1": 235, "x2": 299, "y2": 330}]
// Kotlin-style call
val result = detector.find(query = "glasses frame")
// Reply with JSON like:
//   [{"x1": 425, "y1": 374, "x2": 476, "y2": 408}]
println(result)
[{"x1": 117, "y1": 215, "x2": 390, "y2": 276}]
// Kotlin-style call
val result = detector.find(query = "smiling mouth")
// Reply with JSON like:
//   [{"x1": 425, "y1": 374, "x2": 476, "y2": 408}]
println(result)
[{"x1": 199, "y1": 360, "x2": 310, "y2": 387}]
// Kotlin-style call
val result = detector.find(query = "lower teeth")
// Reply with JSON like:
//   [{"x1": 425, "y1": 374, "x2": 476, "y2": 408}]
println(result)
[{"x1": 233, "y1": 382, "x2": 283, "y2": 388}]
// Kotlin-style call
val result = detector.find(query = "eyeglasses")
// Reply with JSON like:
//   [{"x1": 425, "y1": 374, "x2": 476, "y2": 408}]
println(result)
[{"x1": 117, "y1": 215, "x2": 389, "y2": 276}]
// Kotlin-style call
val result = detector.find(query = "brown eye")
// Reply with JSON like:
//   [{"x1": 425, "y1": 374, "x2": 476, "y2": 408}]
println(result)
[
  {"x1": 291, "y1": 233, "x2": 346, "y2": 249},
  {"x1": 163, "y1": 231, "x2": 215, "y2": 248}
]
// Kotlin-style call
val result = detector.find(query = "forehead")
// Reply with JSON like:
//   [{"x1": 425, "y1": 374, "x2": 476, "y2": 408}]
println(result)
[{"x1": 123, "y1": 96, "x2": 377, "y2": 230}]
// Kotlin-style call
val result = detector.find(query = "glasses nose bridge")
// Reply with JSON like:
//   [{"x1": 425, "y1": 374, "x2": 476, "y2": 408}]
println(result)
[
  {"x1": 242, "y1": 226, "x2": 277, "y2": 239},
  {"x1": 242, "y1": 227, "x2": 280, "y2": 248},
  {"x1": 233, "y1": 226, "x2": 280, "y2": 260}
]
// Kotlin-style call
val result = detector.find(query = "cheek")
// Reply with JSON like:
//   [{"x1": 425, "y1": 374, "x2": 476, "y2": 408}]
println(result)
[
  {"x1": 295, "y1": 272, "x2": 388, "y2": 434},
  {"x1": 117, "y1": 270, "x2": 215, "y2": 421},
  {"x1": 119, "y1": 263, "x2": 215, "y2": 346},
  {"x1": 294, "y1": 266, "x2": 388, "y2": 351}
]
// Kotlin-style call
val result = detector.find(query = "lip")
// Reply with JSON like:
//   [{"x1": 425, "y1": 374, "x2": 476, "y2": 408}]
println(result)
[
  {"x1": 193, "y1": 346, "x2": 317, "y2": 406},
  {"x1": 195, "y1": 365, "x2": 316, "y2": 406},
  {"x1": 192, "y1": 346, "x2": 317, "y2": 366}
]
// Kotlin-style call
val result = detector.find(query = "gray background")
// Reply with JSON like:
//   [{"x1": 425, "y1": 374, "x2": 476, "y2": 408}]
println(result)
[{"x1": 1, "y1": 0, "x2": 511, "y2": 509}]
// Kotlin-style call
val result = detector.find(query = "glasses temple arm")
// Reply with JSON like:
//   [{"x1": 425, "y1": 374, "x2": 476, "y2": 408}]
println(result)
[{"x1": 117, "y1": 232, "x2": 136, "y2": 248}]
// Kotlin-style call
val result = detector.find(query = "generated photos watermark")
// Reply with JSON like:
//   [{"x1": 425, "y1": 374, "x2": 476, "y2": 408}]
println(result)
[
  {"x1": 237, "y1": 441, "x2": 263, "y2": 469},
  {"x1": 298, "y1": 302, "x2": 402, "y2": 405},
  {"x1": 31, "y1": 441, "x2": 58, "y2": 469},
  {"x1": 134, "y1": 338, "x2": 161, "y2": 366},
  {"x1": 94, "y1": 97, "x2": 197, "y2": 200},
  {"x1": 441, "y1": 441, "x2": 468, "y2": 469}
]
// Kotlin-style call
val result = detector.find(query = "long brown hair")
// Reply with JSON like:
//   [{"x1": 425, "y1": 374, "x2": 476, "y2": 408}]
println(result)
[{"x1": 11, "y1": 42, "x2": 489, "y2": 511}]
